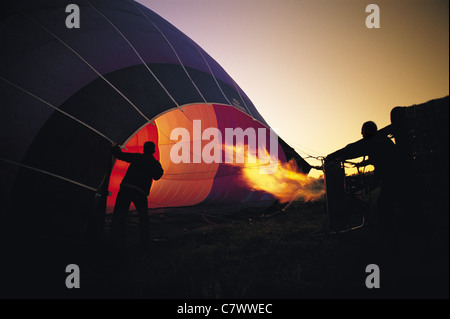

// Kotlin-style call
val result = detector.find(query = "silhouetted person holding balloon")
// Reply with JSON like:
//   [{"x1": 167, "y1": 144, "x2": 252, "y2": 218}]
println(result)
[
  {"x1": 326, "y1": 121, "x2": 402, "y2": 241},
  {"x1": 111, "y1": 141, "x2": 163, "y2": 248}
]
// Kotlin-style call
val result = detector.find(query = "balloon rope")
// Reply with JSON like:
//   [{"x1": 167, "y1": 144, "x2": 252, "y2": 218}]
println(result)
[
  {"x1": 85, "y1": 0, "x2": 180, "y2": 110},
  {"x1": 15, "y1": 7, "x2": 151, "y2": 123},
  {"x1": 191, "y1": 42, "x2": 233, "y2": 106},
  {"x1": 0, "y1": 158, "x2": 98, "y2": 192},
  {"x1": 128, "y1": 1, "x2": 209, "y2": 106},
  {"x1": 0, "y1": 77, "x2": 114, "y2": 144}
]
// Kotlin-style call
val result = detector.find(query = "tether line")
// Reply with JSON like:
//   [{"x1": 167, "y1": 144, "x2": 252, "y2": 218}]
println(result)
[
  {"x1": 130, "y1": 1, "x2": 209, "y2": 107},
  {"x1": 0, "y1": 158, "x2": 98, "y2": 192},
  {"x1": 85, "y1": 0, "x2": 180, "y2": 110},
  {"x1": 0, "y1": 77, "x2": 114, "y2": 144},
  {"x1": 15, "y1": 6, "x2": 151, "y2": 122},
  {"x1": 191, "y1": 42, "x2": 233, "y2": 106}
]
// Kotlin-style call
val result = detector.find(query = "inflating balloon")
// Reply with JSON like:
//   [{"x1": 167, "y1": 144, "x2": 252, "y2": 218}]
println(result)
[{"x1": 0, "y1": 0, "x2": 311, "y2": 238}]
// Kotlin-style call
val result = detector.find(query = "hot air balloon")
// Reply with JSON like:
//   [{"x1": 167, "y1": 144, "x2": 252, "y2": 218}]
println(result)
[{"x1": 0, "y1": 0, "x2": 311, "y2": 239}]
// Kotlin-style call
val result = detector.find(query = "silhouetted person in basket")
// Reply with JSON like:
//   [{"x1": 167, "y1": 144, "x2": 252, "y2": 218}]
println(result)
[
  {"x1": 326, "y1": 121, "x2": 401, "y2": 240},
  {"x1": 111, "y1": 141, "x2": 163, "y2": 248}
]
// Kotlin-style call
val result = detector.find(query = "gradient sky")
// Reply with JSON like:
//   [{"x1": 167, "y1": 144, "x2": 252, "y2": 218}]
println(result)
[{"x1": 137, "y1": 0, "x2": 449, "y2": 177}]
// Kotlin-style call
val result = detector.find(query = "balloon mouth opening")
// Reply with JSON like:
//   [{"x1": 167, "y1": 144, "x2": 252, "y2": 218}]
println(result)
[{"x1": 106, "y1": 103, "x2": 284, "y2": 211}]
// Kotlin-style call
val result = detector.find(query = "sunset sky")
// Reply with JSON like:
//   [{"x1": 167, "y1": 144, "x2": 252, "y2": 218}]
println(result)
[{"x1": 138, "y1": 0, "x2": 449, "y2": 176}]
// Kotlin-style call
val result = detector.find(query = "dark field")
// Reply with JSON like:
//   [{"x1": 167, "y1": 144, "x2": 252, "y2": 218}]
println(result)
[
  {"x1": 1, "y1": 199, "x2": 448, "y2": 299},
  {"x1": 80, "y1": 200, "x2": 448, "y2": 298}
]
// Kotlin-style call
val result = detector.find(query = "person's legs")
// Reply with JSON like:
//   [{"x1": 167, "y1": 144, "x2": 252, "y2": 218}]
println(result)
[
  {"x1": 132, "y1": 192, "x2": 150, "y2": 247},
  {"x1": 111, "y1": 188, "x2": 132, "y2": 242}
]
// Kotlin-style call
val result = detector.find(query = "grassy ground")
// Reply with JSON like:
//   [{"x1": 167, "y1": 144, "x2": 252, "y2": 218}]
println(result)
[
  {"x1": 75, "y1": 199, "x2": 448, "y2": 299},
  {"x1": 2, "y1": 198, "x2": 447, "y2": 298}
]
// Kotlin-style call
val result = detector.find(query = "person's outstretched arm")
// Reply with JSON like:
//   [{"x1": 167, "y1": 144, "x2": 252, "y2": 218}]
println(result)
[{"x1": 112, "y1": 142, "x2": 138, "y2": 163}]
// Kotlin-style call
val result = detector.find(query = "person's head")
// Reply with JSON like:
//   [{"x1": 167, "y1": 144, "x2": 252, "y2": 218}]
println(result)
[
  {"x1": 143, "y1": 141, "x2": 156, "y2": 154},
  {"x1": 361, "y1": 121, "x2": 377, "y2": 139}
]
